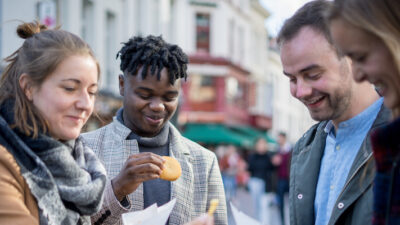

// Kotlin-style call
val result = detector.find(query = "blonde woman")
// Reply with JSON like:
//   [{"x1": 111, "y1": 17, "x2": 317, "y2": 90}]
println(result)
[{"x1": 328, "y1": 0, "x2": 400, "y2": 224}]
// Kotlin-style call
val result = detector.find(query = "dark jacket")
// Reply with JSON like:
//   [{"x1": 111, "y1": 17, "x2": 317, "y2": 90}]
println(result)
[
  {"x1": 248, "y1": 152, "x2": 276, "y2": 192},
  {"x1": 371, "y1": 116, "x2": 400, "y2": 225},
  {"x1": 289, "y1": 105, "x2": 391, "y2": 225}
]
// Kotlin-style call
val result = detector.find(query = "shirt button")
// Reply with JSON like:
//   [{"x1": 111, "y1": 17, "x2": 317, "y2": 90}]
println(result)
[
  {"x1": 330, "y1": 185, "x2": 334, "y2": 190},
  {"x1": 336, "y1": 145, "x2": 340, "y2": 151},
  {"x1": 338, "y1": 202, "x2": 344, "y2": 209},
  {"x1": 297, "y1": 194, "x2": 303, "y2": 199}
]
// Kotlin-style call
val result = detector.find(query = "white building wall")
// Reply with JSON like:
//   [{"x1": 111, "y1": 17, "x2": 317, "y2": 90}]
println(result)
[
  {"x1": 187, "y1": 0, "x2": 252, "y2": 65},
  {"x1": 247, "y1": 0, "x2": 272, "y2": 117},
  {"x1": 60, "y1": 0, "x2": 81, "y2": 34},
  {"x1": 0, "y1": 0, "x2": 37, "y2": 63},
  {"x1": 121, "y1": 0, "x2": 135, "y2": 42},
  {"x1": 0, "y1": 0, "x2": 134, "y2": 94},
  {"x1": 0, "y1": 0, "x2": 315, "y2": 143},
  {"x1": 208, "y1": 3, "x2": 226, "y2": 58},
  {"x1": 170, "y1": 0, "x2": 190, "y2": 49}
]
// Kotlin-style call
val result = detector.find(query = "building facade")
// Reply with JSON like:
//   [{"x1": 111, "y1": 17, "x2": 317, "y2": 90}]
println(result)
[{"x1": 0, "y1": 0, "x2": 314, "y2": 145}]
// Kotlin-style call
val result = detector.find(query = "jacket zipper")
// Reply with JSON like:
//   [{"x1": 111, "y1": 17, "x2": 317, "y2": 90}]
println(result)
[
  {"x1": 334, "y1": 152, "x2": 372, "y2": 209},
  {"x1": 328, "y1": 152, "x2": 372, "y2": 225}
]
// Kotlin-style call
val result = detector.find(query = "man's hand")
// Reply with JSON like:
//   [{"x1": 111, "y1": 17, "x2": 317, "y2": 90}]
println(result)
[{"x1": 111, "y1": 152, "x2": 165, "y2": 201}]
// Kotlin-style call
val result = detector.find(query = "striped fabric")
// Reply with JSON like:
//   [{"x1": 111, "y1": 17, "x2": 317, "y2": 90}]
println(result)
[{"x1": 82, "y1": 118, "x2": 227, "y2": 225}]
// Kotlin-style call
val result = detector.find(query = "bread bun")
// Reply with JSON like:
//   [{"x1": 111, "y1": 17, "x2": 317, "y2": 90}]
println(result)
[{"x1": 160, "y1": 156, "x2": 182, "y2": 181}]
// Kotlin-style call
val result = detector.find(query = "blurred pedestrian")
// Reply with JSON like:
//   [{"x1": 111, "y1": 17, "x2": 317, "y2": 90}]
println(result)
[
  {"x1": 220, "y1": 145, "x2": 240, "y2": 201},
  {"x1": 277, "y1": 0, "x2": 390, "y2": 224},
  {"x1": 272, "y1": 132, "x2": 291, "y2": 225},
  {"x1": 328, "y1": 0, "x2": 400, "y2": 224},
  {"x1": 235, "y1": 153, "x2": 249, "y2": 188},
  {"x1": 0, "y1": 21, "x2": 106, "y2": 224},
  {"x1": 248, "y1": 137, "x2": 276, "y2": 222},
  {"x1": 82, "y1": 35, "x2": 227, "y2": 225}
]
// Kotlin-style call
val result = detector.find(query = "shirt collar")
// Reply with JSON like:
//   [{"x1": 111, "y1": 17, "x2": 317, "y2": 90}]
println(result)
[
  {"x1": 324, "y1": 97, "x2": 384, "y2": 135},
  {"x1": 116, "y1": 107, "x2": 170, "y2": 146}
]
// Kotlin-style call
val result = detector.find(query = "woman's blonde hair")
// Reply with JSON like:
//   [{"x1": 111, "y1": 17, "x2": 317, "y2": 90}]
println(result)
[
  {"x1": 0, "y1": 21, "x2": 100, "y2": 138},
  {"x1": 328, "y1": 0, "x2": 400, "y2": 117}
]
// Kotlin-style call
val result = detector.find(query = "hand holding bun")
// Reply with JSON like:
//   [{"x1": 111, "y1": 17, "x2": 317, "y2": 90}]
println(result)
[{"x1": 160, "y1": 156, "x2": 182, "y2": 181}]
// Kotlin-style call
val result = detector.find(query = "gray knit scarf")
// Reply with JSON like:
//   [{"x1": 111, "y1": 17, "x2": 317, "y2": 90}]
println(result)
[{"x1": 0, "y1": 100, "x2": 106, "y2": 225}]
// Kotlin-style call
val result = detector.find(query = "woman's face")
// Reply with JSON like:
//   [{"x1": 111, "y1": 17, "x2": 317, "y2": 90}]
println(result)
[
  {"x1": 28, "y1": 55, "x2": 98, "y2": 140},
  {"x1": 330, "y1": 17, "x2": 400, "y2": 109}
]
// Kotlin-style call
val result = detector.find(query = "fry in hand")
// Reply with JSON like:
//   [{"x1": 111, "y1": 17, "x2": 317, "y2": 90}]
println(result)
[{"x1": 207, "y1": 199, "x2": 219, "y2": 216}]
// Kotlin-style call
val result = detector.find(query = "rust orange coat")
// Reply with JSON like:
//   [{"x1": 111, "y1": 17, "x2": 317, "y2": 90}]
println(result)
[{"x1": 0, "y1": 145, "x2": 39, "y2": 225}]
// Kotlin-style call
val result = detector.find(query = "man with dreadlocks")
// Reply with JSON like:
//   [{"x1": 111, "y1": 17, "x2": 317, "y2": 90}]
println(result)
[{"x1": 82, "y1": 35, "x2": 227, "y2": 225}]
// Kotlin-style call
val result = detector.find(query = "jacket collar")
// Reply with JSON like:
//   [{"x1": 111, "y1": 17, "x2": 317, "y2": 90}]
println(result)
[
  {"x1": 347, "y1": 105, "x2": 390, "y2": 172},
  {"x1": 292, "y1": 105, "x2": 391, "y2": 225},
  {"x1": 111, "y1": 116, "x2": 191, "y2": 156},
  {"x1": 328, "y1": 104, "x2": 391, "y2": 224},
  {"x1": 111, "y1": 116, "x2": 133, "y2": 139}
]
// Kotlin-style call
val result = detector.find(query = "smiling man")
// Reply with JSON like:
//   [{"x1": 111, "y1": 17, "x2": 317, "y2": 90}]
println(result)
[
  {"x1": 82, "y1": 35, "x2": 227, "y2": 225},
  {"x1": 277, "y1": 1, "x2": 390, "y2": 225}
]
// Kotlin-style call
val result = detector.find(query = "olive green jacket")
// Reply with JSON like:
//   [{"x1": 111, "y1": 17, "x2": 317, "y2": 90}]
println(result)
[{"x1": 289, "y1": 105, "x2": 390, "y2": 225}]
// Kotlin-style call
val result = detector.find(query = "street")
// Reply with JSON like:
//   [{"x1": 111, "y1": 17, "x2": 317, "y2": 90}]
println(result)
[{"x1": 227, "y1": 187, "x2": 289, "y2": 225}]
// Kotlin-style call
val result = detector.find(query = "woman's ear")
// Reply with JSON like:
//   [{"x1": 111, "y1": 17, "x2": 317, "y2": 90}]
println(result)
[{"x1": 19, "y1": 73, "x2": 33, "y2": 100}]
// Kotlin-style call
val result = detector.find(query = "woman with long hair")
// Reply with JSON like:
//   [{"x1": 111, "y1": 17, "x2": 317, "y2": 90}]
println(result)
[
  {"x1": 328, "y1": 0, "x2": 400, "y2": 224},
  {"x1": 0, "y1": 21, "x2": 106, "y2": 224}
]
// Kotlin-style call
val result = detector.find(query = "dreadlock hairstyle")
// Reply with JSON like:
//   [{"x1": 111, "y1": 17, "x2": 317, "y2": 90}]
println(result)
[{"x1": 116, "y1": 35, "x2": 188, "y2": 84}]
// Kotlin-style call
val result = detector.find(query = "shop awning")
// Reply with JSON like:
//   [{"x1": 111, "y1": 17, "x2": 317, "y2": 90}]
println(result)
[
  {"x1": 182, "y1": 123, "x2": 253, "y2": 148},
  {"x1": 230, "y1": 125, "x2": 276, "y2": 144},
  {"x1": 182, "y1": 123, "x2": 275, "y2": 148}
]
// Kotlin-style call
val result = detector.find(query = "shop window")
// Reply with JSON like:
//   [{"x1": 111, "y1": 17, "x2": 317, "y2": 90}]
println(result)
[
  {"x1": 196, "y1": 13, "x2": 210, "y2": 53},
  {"x1": 226, "y1": 77, "x2": 245, "y2": 106},
  {"x1": 189, "y1": 75, "x2": 215, "y2": 102}
]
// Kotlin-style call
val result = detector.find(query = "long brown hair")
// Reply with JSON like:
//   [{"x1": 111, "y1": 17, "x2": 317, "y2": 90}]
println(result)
[
  {"x1": 0, "y1": 21, "x2": 100, "y2": 138},
  {"x1": 327, "y1": 0, "x2": 400, "y2": 117}
]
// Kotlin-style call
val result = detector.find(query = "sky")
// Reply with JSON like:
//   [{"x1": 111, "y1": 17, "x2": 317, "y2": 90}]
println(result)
[{"x1": 260, "y1": 0, "x2": 313, "y2": 37}]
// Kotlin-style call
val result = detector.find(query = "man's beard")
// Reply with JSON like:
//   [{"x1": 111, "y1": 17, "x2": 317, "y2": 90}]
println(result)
[{"x1": 306, "y1": 88, "x2": 352, "y2": 122}]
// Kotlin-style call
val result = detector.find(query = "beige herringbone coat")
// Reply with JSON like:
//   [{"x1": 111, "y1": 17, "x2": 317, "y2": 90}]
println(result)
[{"x1": 82, "y1": 118, "x2": 227, "y2": 225}]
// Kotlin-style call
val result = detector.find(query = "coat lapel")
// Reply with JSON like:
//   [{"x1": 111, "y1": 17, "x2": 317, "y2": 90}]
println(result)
[
  {"x1": 168, "y1": 124, "x2": 194, "y2": 225},
  {"x1": 328, "y1": 139, "x2": 374, "y2": 224},
  {"x1": 123, "y1": 139, "x2": 144, "y2": 211},
  {"x1": 328, "y1": 105, "x2": 391, "y2": 224},
  {"x1": 111, "y1": 120, "x2": 145, "y2": 211},
  {"x1": 293, "y1": 122, "x2": 327, "y2": 225}
]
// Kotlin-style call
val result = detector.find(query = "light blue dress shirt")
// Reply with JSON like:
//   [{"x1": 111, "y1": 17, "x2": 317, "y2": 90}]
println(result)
[{"x1": 314, "y1": 97, "x2": 383, "y2": 225}]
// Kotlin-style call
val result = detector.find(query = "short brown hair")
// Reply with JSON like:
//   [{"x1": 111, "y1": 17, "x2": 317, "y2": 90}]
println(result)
[
  {"x1": 0, "y1": 21, "x2": 100, "y2": 138},
  {"x1": 277, "y1": 0, "x2": 334, "y2": 47}
]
